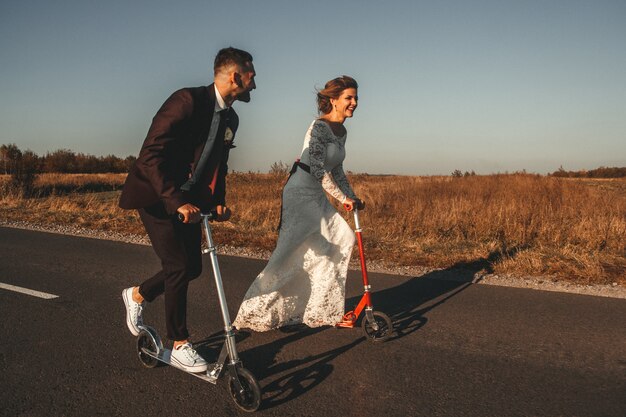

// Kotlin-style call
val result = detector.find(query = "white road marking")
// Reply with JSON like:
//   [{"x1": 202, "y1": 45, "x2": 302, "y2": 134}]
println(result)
[{"x1": 0, "y1": 282, "x2": 59, "y2": 299}]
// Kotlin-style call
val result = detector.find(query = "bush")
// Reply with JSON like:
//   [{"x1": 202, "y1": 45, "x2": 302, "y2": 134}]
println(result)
[
  {"x1": 10, "y1": 150, "x2": 40, "y2": 196},
  {"x1": 269, "y1": 161, "x2": 290, "y2": 176}
]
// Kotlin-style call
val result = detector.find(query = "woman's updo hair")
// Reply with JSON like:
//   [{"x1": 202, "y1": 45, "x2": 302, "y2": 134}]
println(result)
[{"x1": 316, "y1": 75, "x2": 358, "y2": 114}]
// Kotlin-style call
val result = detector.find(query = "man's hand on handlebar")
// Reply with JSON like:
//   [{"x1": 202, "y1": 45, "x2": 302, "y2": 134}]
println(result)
[
  {"x1": 177, "y1": 203, "x2": 201, "y2": 224},
  {"x1": 177, "y1": 204, "x2": 231, "y2": 223},
  {"x1": 343, "y1": 197, "x2": 365, "y2": 212}
]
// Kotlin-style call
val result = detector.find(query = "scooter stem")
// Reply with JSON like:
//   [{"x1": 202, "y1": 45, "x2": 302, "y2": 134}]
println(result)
[
  {"x1": 353, "y1": 209, "x2": 371, "y2": 290},
  {"x1": 201, "y1": 215, "x2": 239, "y2": 363},
  {"x1": 353, "y1": 208, "x2": 362, "y2": 231}
]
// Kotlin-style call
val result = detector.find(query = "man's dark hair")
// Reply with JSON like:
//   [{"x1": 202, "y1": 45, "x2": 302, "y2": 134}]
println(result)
[{"x1": 214, "y1": 47, "x2": 253, "y2": 74}]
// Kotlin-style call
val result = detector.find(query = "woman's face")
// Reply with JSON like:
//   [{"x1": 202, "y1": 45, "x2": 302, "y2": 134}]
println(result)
[{"x1": 331, "y1": 88, "x2": 358, "y2": 118}]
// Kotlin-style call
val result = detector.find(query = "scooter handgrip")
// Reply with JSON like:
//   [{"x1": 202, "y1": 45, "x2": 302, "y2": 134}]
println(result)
[{"x1": 177, "y1": 212, "x2": 217, "y2": 223}]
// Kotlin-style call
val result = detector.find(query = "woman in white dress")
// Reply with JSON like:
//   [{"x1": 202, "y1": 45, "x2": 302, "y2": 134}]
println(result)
[{"x1": 233, "y1": 76, "x2": 363, "y2": 332}]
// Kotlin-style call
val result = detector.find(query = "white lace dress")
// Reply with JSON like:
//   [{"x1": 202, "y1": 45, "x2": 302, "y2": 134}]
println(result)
[{"x1": 232, "y1": 120, "x2": 357, "y2": 331}]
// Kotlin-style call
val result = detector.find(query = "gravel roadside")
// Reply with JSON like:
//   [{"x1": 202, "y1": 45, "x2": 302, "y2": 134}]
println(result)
[{"x1": 2, "y1": 219, "x2": 625, "y2": 300}]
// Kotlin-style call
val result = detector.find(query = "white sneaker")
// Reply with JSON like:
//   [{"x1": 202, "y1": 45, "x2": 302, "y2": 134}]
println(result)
[
  {"x1": 170, "y1": 342, "x2": 208, "y2": 373},
  {"x1": 122, "y1": 287, "x2": 144, "y2": 336}
]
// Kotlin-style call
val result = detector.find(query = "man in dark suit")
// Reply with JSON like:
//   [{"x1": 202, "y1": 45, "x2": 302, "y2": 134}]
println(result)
[{"x1": 120, "y1": 47, "x2": 256, "y2": 373}]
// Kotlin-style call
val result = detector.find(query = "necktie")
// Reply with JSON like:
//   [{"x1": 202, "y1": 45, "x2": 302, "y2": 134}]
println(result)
[{"x1": 180, "y1": 108, "x2": 227, "y2": 192}]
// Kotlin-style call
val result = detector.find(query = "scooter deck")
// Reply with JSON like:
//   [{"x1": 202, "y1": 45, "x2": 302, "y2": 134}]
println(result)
[{"x1": 141, "y1": 347, "x2": 219, "y2": 384}]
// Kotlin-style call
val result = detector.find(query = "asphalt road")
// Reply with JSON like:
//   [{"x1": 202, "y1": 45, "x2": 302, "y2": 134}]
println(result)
[{"x1": 1, "y1": 226, "x2": 625, "y2": 417}]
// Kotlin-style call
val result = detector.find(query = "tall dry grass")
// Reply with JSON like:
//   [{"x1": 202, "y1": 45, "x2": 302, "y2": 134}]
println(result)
[
  {"x1": 0, "y1": 173, "x2": 140, "y2": 232},
  {"x1": 1, "y1": 173, "x2": 624, "y2": 284},
  {"x1": 227, "y1": 173, "x2": 625, "y2": 284},
  {"x1": 353, "y1": 174, "x2": 625, "y2": 283}
]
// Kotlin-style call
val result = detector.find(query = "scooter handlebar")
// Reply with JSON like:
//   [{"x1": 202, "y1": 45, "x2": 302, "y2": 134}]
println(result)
[
  {"x1": 343, "y1": 198, "x2": 365, "y2": 212},
  {"x1": 177, "y1": 211, "x2": 218, "y2": 223}
]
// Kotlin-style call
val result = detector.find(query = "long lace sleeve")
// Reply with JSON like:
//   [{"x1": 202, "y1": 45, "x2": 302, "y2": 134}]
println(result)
[
  {"x1": 331, "y1": 164, "x2": 356, "y2": 200},
  {"x1": 308, "y1": 122, "x2": 348, "y2": 203}
]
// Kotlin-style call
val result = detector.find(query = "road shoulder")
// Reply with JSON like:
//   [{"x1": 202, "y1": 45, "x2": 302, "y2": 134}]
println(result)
[{"x1": 2, "y1": 219, "x2": 625, "y2": 300}]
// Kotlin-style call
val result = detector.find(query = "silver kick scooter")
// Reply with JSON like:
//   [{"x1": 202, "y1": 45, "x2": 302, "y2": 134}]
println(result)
[{"x1": 135, "y1": 212, "x2": 261, "y2": 412}]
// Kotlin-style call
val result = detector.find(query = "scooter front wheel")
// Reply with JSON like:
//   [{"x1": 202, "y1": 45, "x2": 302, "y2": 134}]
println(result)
[
  {"x1": 136, "y1": 328, "x2": 161, "y2": 368},
  {"x1": 362, "y1": 311, "x2": 393, "y2": 342},
  {"x1": 227, "y1": 366, "x2": 261, "y2": 412}
]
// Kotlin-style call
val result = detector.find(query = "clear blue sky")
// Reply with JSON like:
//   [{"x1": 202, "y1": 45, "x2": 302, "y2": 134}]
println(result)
[{"x1": 1, "y1": 0, "x2": 625, "y2": 175}]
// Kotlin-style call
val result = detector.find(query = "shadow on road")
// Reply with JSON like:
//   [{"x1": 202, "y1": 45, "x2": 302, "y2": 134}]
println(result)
[
  {"x1": 194, "y1": 247, "x2": 519, "y2": 410},
  {"x1": 193, "y1": 323, "x2": 363, "y2": 410},
  {"x1": 247, "y1": 327, "x2": 364, "y2": 409},
  {"x1": 348, "y1": 247, "x2": 521, "y2": 342}
]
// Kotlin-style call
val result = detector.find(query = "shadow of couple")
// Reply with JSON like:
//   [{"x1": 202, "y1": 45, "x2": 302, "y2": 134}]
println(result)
[{"x1": 196, "y1": 247, "x2": 515, "y2": 410}]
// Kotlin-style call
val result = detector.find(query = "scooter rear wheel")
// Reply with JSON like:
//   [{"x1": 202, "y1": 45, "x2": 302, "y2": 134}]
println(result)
[
  {"x1": 227, "y1": 366, "x2": 261, "y2": 412},
  {"x1": 136, "y1": 329, "x2": 160, "y2": 368},
  {"x1": 362, "y1": 311, "x2": 393, "y2": 342}
]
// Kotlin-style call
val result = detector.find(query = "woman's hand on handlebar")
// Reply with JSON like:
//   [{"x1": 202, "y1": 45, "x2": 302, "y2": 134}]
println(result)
[
  {"x1": 177, "y1": 203, "x2": 201, "y2": 224},
  {"x1": 343, "y1": 197, "x2": 365, "y2": 212}
]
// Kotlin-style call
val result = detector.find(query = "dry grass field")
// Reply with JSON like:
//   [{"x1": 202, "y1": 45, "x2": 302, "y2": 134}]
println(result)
[{"x1": 1, "y1": 172, "x2": 624, "y2": 285}]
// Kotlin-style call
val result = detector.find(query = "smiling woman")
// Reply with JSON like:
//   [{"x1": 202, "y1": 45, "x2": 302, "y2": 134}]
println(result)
[
  {"x1": 232, "y1": 75, "x2": 366, "y2": 332},
  {"x1": 316, "y1": 75, "x2": 359, "y2": 118}
]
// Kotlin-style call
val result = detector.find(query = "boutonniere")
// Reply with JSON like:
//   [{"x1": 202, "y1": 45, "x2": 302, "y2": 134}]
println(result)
[{"x1": 224, "y1": 127, "x2": 235, "y2": 147}]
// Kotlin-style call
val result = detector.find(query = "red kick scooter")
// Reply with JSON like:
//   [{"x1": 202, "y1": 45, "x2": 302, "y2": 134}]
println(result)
[{"x1": 336, "y1": 203, "x2": 393, "y2": 342}]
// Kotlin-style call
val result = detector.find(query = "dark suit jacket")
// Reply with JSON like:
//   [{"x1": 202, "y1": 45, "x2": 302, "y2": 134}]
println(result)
[{"x1": 119, "y1": 84, "x2": 238, "y2": 214}]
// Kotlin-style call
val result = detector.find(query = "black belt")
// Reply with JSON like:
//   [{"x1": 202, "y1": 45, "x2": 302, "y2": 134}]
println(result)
[{"x1": 290, "y1": 160, "x2": 310, "y2": 174}]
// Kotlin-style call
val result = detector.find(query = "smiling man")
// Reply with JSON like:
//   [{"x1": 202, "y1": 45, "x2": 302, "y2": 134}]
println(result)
[{"x1": 119, "y1": 47, "x2": 256, "y2": 372}]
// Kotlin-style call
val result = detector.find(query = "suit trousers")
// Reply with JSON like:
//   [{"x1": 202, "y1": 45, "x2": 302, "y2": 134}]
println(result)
[{"x1": 137, "y1": 202, "x2": 202, "y2": 341}]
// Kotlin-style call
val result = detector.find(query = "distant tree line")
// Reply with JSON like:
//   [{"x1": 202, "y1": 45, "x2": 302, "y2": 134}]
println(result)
[
  {"x1": 451, "y1": 169, "x2": 477, "y2": 178},
  {"x1": 1, "y1": 144, "x2": 136, "y2": 175},
  {"x1": 3, "y1": 142, "x2": 625, "y2": 183},
  {"x1": 550, "y1": 166, "x2": 626, "y2": 178},
  {"x1": 1, "y1": 143, "x2": 136, "y2": 195}
]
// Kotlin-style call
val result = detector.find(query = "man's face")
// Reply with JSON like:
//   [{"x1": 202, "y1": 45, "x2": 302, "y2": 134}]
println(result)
[{"x1": 235, "y1": 62, "x2": 256, "y2": 103}]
